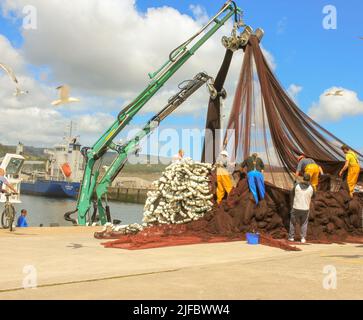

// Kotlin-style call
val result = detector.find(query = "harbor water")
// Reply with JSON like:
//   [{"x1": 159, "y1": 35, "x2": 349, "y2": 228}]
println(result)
[{"x1": 11, "y1": 195, "x2": 144, "y2": 227}]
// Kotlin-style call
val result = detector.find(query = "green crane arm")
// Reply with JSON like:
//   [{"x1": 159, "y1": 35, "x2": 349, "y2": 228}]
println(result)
[
  {"x1": 94, "y1": 72, "x2": 212, "y2": 224},
  {"x1": 75, "y1": 1, "x2": 243, "y2": 225}
]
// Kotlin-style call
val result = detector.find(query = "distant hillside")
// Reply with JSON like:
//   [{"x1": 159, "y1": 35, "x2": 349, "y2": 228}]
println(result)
[
  {"x1": 122, "y1": 162, "x2": 168, "y2": 174},
  {"x1": 101, "y1": 153, "x2": 170, "y2": 177},
  {"x1": 1, "y1": 143, "x2": 171, "y2": 177},
  {"x1": 23, "y1": 146, "x2": 47, "y2": 159},
  {"x1": 0, "y1": 144, "x2": 14, "y2": 156},
  {"x1": 0, "y1": 144, "x2": 47, "y2": 161},
  {"x1": 101, "y1": 153, "x2": 172, "y2": 166}
]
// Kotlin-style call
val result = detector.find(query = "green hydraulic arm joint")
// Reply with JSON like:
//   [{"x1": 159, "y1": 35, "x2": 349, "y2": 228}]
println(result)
[
  {"x1": 95, "y1": 72, "x2": 212, "y2": 224},
  {"x1": 75, "y1": 1, "x2": 243, "y2": 225}
]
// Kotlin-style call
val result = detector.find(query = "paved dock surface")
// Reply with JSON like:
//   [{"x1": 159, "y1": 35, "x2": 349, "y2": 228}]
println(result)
[{"x1": 0, "y1": 227, "x2": 362, "y2": 299}]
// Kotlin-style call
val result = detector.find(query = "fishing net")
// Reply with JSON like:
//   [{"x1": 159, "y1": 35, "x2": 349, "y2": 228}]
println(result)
[
  {"x1": 97, "y1": 35, "x2": 363, "y2": 251},
  {"x1": 204, "y1": 35, "x2": 363, "y2": 190},
  {"x1": 98, "y1": 177, "x2": 363, "y2": 251}
]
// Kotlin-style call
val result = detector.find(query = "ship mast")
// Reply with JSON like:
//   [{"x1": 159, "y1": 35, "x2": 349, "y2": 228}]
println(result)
[{"x1": 69, "y1": 121, "x2": 73, "y2": 139}]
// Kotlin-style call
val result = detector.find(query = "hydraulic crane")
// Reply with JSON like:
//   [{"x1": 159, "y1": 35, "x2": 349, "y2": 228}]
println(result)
[
  {"x1": 66, "y1": 1, "x2": 250, "y2": 225},
  {"x1": 94, "y1": 72, "x2": 212, "y2": 225}
]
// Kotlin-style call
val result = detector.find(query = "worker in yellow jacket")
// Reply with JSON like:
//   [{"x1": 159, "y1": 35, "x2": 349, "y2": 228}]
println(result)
[
  {"x1": 296, "y1": 155, "x2": 323, "y2": 191},
  {"x1": 339, "y1": 145, "x2": 361, "y2": 197},
  {"x1": 215, "y1": 150, "x2": 233, "y2": 204}
]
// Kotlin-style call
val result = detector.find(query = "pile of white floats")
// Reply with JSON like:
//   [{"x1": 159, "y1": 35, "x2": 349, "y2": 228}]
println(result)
[
  {"x1": 102, "y1": 158, "x2": 214, "y2": 235},
  {"x1": 143, "y1": 158, "x2": 213, "y2": 225}
]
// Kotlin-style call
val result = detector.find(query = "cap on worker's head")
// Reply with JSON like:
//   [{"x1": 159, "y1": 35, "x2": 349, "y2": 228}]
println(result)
[
  {"x1": 341, "y1": 144, "x2": 349, "y2": 152},
  {"x1": 297, "y1": 154, "x2": 305, "y2": 162},
  {"x1": 220, "y1": 150, "x2": 229, "y2": 157},
  {"x1": 303, "y1": 173, "x2": 311, "y2": 182}
]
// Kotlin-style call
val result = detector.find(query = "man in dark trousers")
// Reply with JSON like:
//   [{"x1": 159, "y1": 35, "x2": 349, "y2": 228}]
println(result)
[
  {"x1": 241, "y1": 153, "x2": 265, "y2": 204},
  {"x1": 289, "y1": 173, "x2": 315, "y2": 243}
]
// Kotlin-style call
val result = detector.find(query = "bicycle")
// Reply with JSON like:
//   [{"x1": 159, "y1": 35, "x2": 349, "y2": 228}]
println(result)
[{"x1": 1, "y1": 193, "x2": 16, "y2": 231}]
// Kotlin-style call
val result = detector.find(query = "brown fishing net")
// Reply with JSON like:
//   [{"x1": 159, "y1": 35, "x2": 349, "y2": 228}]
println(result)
[
  {"x1": 96, "y1": 35, "x2": 363, "y2": 251},
  {"x1": 98, "y1": 177, "x2": 363, "y2": 251},
  {"x1": 223, "y1": 35, "x2": 362, "y2": 189}
]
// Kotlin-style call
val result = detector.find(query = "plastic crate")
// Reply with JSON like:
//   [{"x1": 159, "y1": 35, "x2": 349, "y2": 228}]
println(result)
[{"x1": 246, "y1": 233, "x2": 260, "y2": 245}]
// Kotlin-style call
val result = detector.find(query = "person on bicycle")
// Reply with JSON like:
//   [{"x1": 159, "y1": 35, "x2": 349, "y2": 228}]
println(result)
[{"x1": 0, "y1": 168, "x2": 18, "y2": 194}]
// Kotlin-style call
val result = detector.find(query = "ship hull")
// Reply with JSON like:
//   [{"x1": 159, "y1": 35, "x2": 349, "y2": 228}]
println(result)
[{"x1": 21, "y1": 180, "x2": 80, "y2": 198}]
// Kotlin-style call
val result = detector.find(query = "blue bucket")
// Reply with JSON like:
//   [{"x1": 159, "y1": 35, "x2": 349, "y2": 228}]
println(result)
[{"x1": 246, "y1": 233, "x2": 260, "y2": 245}]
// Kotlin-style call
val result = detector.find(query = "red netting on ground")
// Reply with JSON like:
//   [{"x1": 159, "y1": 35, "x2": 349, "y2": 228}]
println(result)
[{"x1": 96, "y1": 176, "x2": 363, "y2": 251}]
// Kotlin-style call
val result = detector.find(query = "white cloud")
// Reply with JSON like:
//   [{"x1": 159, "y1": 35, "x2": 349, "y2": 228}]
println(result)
[
  {"x1": 277, "y1": 17, "x2": 288, "y2": 35},
  {"x1": 0, "y1": 107, "x2": 114, "y2": 146},
  {"x1": 189, "y1": 4, "x2": 209, "y2": 24},
  {"x1": 2, "y1": 0, "x2": 228, "y2": 97},
  {"x1": 287, "y1": 84, "x2": 303, "y2": 102},
  {"x1": 0, "y1": 0, "x2": 277, "y2": 148},
  {"x1": 0, "y1": 34, "x2": 116, "y2": 146},
  {"x1": 308, "y1": 87, "x2": 363, "y2": 122},
  {"x1": 261, "y1": 46, "x2": 276, "y2": 71},
  {"x1": 2, "y1": 0, "x2": 276, "y2": 99}
]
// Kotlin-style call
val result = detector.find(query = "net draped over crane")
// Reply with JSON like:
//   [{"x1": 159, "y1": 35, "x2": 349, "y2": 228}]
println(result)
[{"x1": 204, "y1": 35, "x2": 362, "y2": 190}]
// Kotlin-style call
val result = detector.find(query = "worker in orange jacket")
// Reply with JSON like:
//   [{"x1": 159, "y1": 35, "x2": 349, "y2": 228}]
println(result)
[{"x1": 339, "y1": 145, "x2": 361, "y2": 197}]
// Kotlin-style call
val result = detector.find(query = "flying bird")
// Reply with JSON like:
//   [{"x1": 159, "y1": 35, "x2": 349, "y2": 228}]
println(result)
[
  {"x1": 325, "y1": 90, "x2": 344, "y2": 97},
  {"x1": 0, "y1": 62, "x2": 19, "y2": 85},
  {"x1": 359, "y1": 37, "x2": 363, "y2": 40},
  {"x1": 0, "y1": 62, "x2": 28, "y2": 96},
  {"x1": 51, "y1": 85, "x2": 80, "y2": 106},
  {"x1": 14, "y1": 87, "x2": 29, "y2": 97}
]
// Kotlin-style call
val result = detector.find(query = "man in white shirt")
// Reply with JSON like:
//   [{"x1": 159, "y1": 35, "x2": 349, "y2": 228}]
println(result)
[{"x1": 288, "y1": 173, "x2": 315, "y2": 243}]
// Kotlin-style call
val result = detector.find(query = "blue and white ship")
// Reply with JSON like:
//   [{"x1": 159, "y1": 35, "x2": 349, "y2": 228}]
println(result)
[
  {"x1": 21, "y1": 179, "x2": 81, "y2": 198},
  {"x1": 21, "y1": 130, "x2": 84, "y2": 199}
]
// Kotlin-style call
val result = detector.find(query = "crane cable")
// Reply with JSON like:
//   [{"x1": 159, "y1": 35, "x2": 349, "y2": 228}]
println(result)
[{"x1": 168, "y1": 1, "x2": 240, "y2": 62}]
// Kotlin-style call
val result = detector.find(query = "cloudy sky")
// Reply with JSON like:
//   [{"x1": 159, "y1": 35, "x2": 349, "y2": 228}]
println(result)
[{"x1": 0, "y1": 0, "x2": 362, "y2": 157}]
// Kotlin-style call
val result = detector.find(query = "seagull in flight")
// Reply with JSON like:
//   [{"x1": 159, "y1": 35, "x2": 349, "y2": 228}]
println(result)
[
  {"x1": 52, "y1": 85, "x2": 80, "y2": 106},
  {"x1": 0, "y1": 62, "x2": 18, "y2": 85},
  {"x1": 14, "y1": 87, "x2": 29, "y2": 97},
  {"x1": 325, "y1": 89, "x2": 344, "y2": 97},
  {"x1": 0, "y1": 62, "x2": 28, "y2": 96}
]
